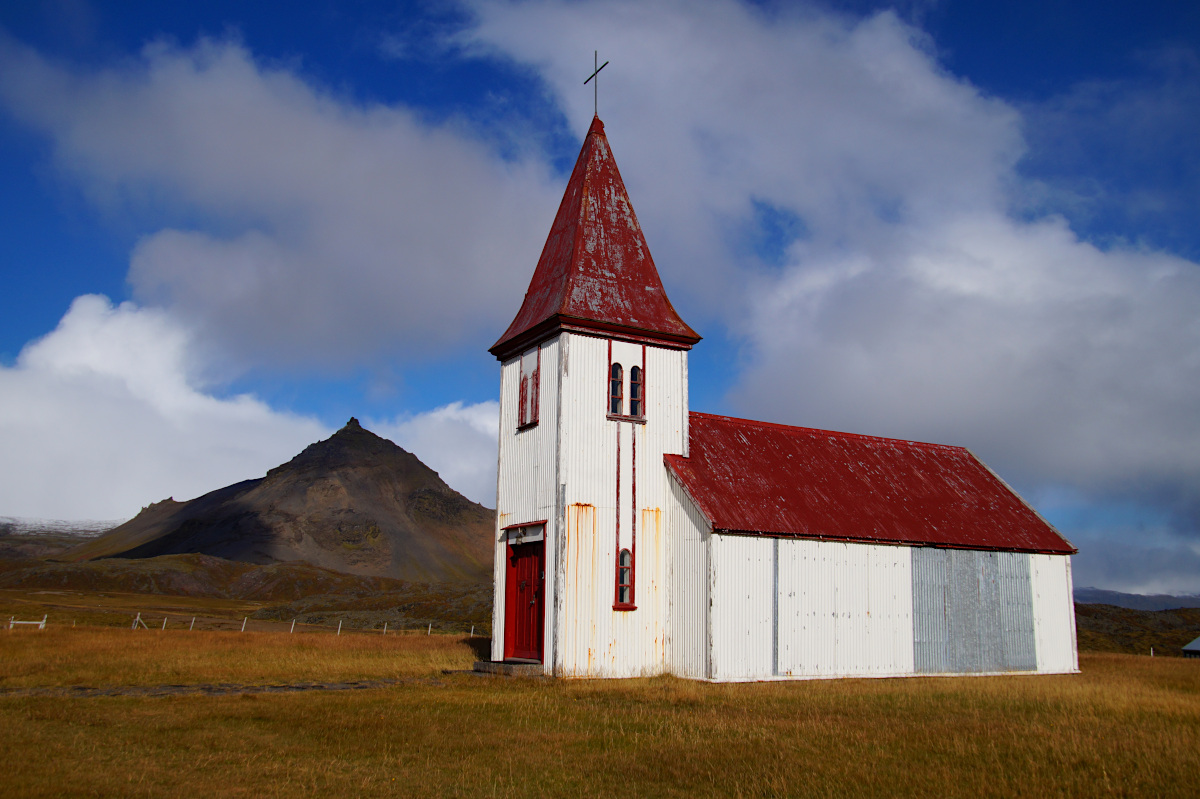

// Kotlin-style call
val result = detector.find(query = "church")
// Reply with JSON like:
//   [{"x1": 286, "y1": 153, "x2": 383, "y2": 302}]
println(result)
[{"x1": 485, "y1": 116, "x2": 1078, "y2": 681}]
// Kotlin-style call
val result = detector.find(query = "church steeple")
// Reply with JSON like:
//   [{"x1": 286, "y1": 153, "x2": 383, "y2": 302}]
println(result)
[{"x1": 490, "y1": 116, "x2": 700, "y2": 361}]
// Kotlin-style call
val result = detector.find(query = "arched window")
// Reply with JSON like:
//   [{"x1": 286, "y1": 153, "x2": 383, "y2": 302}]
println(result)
[
  {"x1": 609, "y1": 363, "x2": 623, "y2": 415},
  {"x1": 629, "y1": 365, "x2": 643, "y2": 417},
  {"x1": 616, "y1": 548, "x2": 634, "y2": 606}
]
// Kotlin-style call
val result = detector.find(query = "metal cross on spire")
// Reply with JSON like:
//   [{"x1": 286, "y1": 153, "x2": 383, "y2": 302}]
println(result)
[{"x1": 583, "y1": 50, "x2": 609, "y2": 117}]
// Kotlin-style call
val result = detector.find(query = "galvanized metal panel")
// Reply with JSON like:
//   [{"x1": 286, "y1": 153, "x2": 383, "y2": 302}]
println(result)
[
  {"x1": 1030, "y1": 554, "x2": 1079, "y2": 673},
  {"x1": 665, "y1": 413, "x2": 1075, "y2": 555},
  {"x1": 912, "y1": 548, "x2": 950, "y2": 673},
  {"x1": 913, "y1": 548, "x2": 1036, "y2": 674},
  {"x1": 997, "y1": 552, "x2": 1037, "y2": 671}
]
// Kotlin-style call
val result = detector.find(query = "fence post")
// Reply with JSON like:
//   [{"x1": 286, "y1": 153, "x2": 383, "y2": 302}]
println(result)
[
  {"x1": 241, "y1": 617, "x2": 247, "y2": 632},
  {"x1": 290, "y1": 619, "x2": 296, "y2": 634},
  {"x1": 162, "y1": 617, "x2": 167, "y2": 631},
  {"x1": 132, "y1": 612, "x2": 140, "y2": 631},
  {"x1": 337, "y1": 620, "x2": 342, "y2": 636},
  {"x1": 383, "y1": 622, "x2": 387, "y2": 635},
  {"x1": 470, "y1": 625, "x2": 475, "y2": 637},
  {"x1": 190, "y1": 617, "x2": 195, "y2": 631},
  {"x1": 427, "y1": 623, "x2": 432, "y2": 636}
]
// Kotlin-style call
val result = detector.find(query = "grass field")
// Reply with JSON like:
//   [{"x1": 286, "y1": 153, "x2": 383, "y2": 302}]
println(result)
[{"x1": 2, "y1": 628, "x2": 1198, "y2": 798}]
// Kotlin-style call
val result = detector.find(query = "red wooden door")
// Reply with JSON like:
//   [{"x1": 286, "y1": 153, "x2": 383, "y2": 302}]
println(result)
[{"x1": 504, "y1": 541, "x2": 545, "y2": 661}]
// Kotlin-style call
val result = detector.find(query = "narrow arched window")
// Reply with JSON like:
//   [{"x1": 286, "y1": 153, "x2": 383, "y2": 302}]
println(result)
[
  {"x1": 629, "y1": 365, "x2": 643, "y2": 417},
  {"x1": 617, "y1": 548, "x2": 633, "y2": 606},
  {"x1": 609, "y1": 363, "x2": 623, "y2": 415}
]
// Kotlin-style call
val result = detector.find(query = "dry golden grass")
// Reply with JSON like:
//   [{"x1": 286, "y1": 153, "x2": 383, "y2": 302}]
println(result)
[
  {"x1": 0, "y1": 628, "x2": 476, "y2": 687},
  {"x1": 2, "y1": 630, "x2": 1198, "y2": 798}
]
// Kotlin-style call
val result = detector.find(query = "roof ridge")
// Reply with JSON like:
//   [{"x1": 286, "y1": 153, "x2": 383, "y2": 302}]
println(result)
[
  {"x1": 557, "y1": 120, "x2": 603, "y2": 314},
  {"x1": 688, "y1": 411, "x2": 966, "y2": 454}
]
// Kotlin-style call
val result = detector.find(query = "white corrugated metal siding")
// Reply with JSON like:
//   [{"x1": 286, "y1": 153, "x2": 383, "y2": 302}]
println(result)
[
  {"x1": 1030, "y1": 553, "x2": 1079, "y2": 673},
  {"x1": 709, "y1": 535, "x2": 774, "y2": 680},
  {"x1": 708, "y1": 536, "x2": 914, "y2": 681},
  {"x1": 772, "y1": 539, "x2": 913, "y2": 679},
  {"x1": 549, "y1": 334, "x2": 687, "y2": 677},
  {"x1": 492, "y1": 338, "x2": 561, "y2": 664},
  {"x1": 665, "y1": 475, "x2": 709, "y2": 679}
]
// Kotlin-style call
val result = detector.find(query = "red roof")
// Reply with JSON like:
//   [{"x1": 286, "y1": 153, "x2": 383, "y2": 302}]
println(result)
[
  {"x1": 490, "y1": 117, "x2": 700, "y2": 360},
  {"x1": 665, "y1": 412, "x2": 1075, "y2": 555}
]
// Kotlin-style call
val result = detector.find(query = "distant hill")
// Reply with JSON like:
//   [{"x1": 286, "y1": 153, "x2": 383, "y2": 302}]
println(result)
[
  {"x1": 61, "y1": 419, "x2": 494, "y2": 582},
  {"x1": 1075, "y1": 603, "x2": 1200, "y2": 656},
  {"x1": 0, "y1": 553, "x2": 491, "y2": 633},
  {"x1": 1074, "y1": 587, "x2": 1200, "y2": 611}
]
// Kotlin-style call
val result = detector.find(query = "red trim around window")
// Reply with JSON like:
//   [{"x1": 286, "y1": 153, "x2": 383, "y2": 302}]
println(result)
[{"x1": 501, "y1": 519, "x2": 549, "y2": 532}]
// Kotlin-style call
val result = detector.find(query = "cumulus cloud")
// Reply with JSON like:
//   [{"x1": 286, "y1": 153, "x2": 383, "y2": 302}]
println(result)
[
  {"x1": 0, "y1": 296, "x2": 328, "y2": 519},
  {"x1": 372, "y1": 400, "x2": 500, "y2": 506},
  {"x1": 0, "y1": 32, "x2": 560, "y2": 371},
  {"x1": 2, "y1": 1, "x2": 1198, "y2": 592},
  {"x1": 462, "y1": 0, "x2": 1200, "y2": 588}
]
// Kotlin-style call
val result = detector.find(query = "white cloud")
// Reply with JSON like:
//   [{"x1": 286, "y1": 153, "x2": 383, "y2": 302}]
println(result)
[
  {"x1": 0, "y1": 295, "x2": 328, "y2": 519},
  {"x1": 462, "y1": 0, "x2": 1200, "y2": 587},
  {"x1": 0, "y1": 32, "x2": 560, "y2": 371},
  {"x1": 371, "y1": 401, "x2": 500, "y2": 507},
  {"x1": 462, "y1": 0, "x2": 1023, "y2": 311}
]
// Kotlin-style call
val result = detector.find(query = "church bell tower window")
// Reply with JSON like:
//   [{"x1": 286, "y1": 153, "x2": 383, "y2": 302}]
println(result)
[
  {"x1": 609, "y1": 363, "x2": 623, "y2": 415},
  {"x1": 629, "y1": 366, "x2": 643, "y2": 417},
  {"x1": 615, "y1": 548, "x2": 634, "y2": 608},
  {"x1": 518, "y1": 347, "x2": 540, "y2": 429}
]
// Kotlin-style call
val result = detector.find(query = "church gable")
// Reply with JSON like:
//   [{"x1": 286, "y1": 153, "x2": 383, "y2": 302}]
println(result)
[{"x1": 665, "y1": 412, "x2": 1075, "y2": 555}]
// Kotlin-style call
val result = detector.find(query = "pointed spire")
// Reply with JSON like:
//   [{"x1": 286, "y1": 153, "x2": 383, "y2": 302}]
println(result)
[{"x1": 490, "y1": 117, "x2": 700, "y2": 360}]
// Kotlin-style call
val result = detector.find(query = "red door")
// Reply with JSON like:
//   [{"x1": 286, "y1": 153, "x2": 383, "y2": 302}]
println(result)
[{"x1": 504, "y1": 541, "x2": 545, "y2": 661}]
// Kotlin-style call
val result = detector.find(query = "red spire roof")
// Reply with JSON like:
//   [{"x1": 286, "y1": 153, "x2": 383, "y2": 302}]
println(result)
[
  {"x1": 490, "y1": 116, "x2": 700, "y2": 360},
  {"x1": 665, "y1": 412, "x2": 1076, "y2": 555}
]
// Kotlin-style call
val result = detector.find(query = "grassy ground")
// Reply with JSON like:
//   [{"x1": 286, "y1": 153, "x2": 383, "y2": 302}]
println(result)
[{"x1": 2, "y1": 629, "x2": 1198, "y2": 798}]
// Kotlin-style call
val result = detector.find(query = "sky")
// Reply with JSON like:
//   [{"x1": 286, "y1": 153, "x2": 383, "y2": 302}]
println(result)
[{"x1": 0, "y1": 0, "x2": 1198, "y2": 594}]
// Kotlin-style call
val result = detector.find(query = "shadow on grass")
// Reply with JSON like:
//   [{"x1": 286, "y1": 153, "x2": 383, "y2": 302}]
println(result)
[{"x1": 462, "y1": 636, "x2": 491, "y2": 660}]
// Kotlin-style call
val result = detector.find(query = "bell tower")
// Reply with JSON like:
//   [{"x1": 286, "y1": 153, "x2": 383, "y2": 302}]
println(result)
[{"x1": 489, "y1": 116, "x2": 699, "y2": 677}]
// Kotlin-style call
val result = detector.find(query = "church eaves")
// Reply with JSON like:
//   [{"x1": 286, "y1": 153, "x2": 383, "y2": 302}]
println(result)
[{"x1": 490, "y1": 116, "x2": 700, "y2": 361}]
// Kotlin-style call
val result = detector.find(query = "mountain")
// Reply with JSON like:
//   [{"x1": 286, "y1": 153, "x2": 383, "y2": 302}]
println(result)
[
  {"x1": 1074, "y1": 587, "x2": 1200, "y2": 611},
  {"x1": 1074, "y1": 602, "x2": 1200, "y2": 656},
  {"x1": 62, "y1": 419, "x2": 494, "y2": 582}
]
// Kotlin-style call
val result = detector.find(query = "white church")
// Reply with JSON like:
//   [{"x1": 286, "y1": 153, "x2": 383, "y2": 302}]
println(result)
[{"x1": 485, "y1": 116, "x2": 1078, "y2": 681}]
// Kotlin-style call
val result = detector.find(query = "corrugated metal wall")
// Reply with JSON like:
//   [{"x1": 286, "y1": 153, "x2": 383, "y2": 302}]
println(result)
[
  {"x1": 666, "y1": 474, "x2": 709, "y2": 679},
  {"x1": 912, "y1": 548, "x2": 1038, "y2": 674},
  {"x1": 493, "y1": 333, "x2": 1079, "y2": 680},
  {"x1": 550, "y1": 334, "x2": 687, "y2": 677},
  {"x1": 707, "y1": 535, "x2": 915, "y2": 681},
  {"x1": 1030, "y1": 553, "x2": 1079, "y2": 673},
  {"x1": 492, "y1": 338, "x2": 562, "y2": 664},
  {"x1": 697, "y1": 533, "x2": 1072, "y2": 681},
  {"x1": 708, "y1": 535, "x2": 774, "y2": 680}
]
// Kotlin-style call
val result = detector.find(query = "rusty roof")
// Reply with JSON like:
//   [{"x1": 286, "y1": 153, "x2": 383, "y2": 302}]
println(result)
[
  {"x1": 665, "y1": 412, "x2": 1075, "y2": 555},
  {"x1": 490, "y1": 116, "x2": 700, "y2": 360}
]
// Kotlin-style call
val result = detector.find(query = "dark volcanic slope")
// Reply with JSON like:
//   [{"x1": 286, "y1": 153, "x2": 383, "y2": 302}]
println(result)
[{"x1": 62, "y1": 419, "x2": 494, "y2": 582}]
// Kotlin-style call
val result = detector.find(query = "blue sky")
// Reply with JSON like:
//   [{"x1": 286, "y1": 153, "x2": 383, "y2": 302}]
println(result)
[{"x1": 1, "y1": 0, "x2": 1198, "y2": 593}]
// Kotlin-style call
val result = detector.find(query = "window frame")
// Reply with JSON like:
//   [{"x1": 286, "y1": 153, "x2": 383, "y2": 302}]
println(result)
[
  {"x1": 517, "y1": 346, "x2": 540, "y2": 430},
  {"x1": 609, "y1": 362, "x2": 623, "y2": 416},
  {"x1": 629, "y1": 365, "x2": 644, "y2": 418},
  {"x1": 614, "y1": 547, "x2": 636, "y2": 610},
  {"x1": 606, "y1": 342, "x2": 648, "y2": 424}
]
